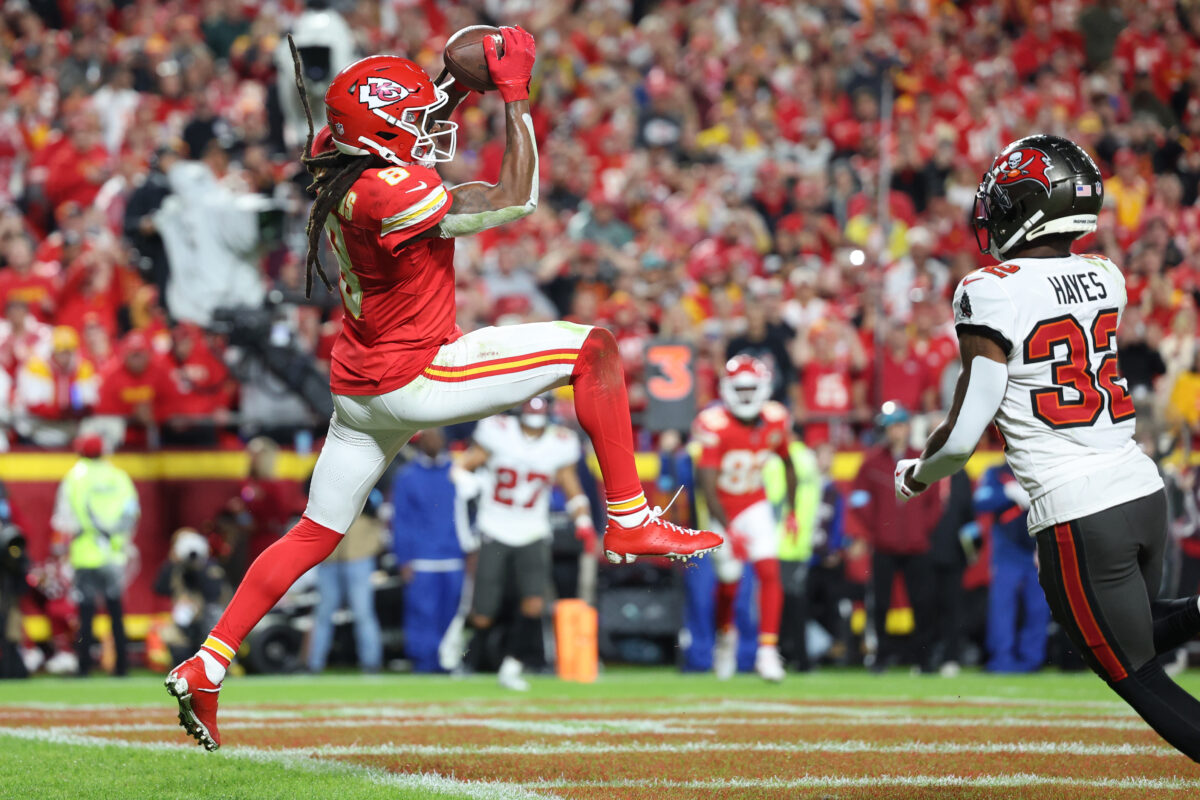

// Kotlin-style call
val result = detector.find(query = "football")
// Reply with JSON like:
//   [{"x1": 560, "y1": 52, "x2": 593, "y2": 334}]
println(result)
[{"x1": 443, "y1": 25, "x2": 503, "y2": 93}]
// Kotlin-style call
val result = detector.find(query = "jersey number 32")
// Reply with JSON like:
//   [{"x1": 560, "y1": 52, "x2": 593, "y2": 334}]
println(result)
[{"x1": 1023, "y1": 309, "x2": 1135, "y2": 429}]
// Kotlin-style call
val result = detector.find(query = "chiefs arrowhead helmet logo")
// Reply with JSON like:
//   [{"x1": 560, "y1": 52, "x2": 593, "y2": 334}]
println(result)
[
  {"x1": 356, "y1": 76, "x2": 414, "y2": 110},
  {"x1": 990, "y1": 147, "x2": 1055, "y2": 195}
]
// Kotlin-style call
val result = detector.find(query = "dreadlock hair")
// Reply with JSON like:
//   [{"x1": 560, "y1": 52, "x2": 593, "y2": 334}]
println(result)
[{"x1": 288, "y1": 35, "x2": 372, "y2": 298}]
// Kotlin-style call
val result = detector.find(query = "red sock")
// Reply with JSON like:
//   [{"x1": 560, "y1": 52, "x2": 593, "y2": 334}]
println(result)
[
  {"x1": 571, "y1": 328, "x2": 644, "y2": 509},
  {"x1": 208, "y1": 516, "x2": 342, "y2": 658},
  {"x1": 754, "y1": 559, "x2": 783, "y2": 645},
  {"x1": 715, "y1": 580, "x2": 739, "y2": 632}
]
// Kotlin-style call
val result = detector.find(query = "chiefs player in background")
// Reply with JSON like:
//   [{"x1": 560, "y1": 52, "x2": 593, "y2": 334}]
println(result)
[
  {"x1": 166, "y1": 27, "x2": 720, "y2": 750},
  {"x1": 457, "y1": 397, "x2": 594, "y2": 691},
  {"x1": 693, "y1": 356, "x2": 798, "y2": 682}
]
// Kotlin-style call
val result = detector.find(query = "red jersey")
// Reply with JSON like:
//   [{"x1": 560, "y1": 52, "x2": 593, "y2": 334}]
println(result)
[
  {"x1": 0, "y1": 268, "x2": 58, "y2": 322},
  {"x1": 692, "y1": 402, "x2": 792, "y2": 519},
  {"x1": 95, "y1": 357, "x2": 171, "y2": 421},
  {"x1": 324, "y1": 164, "x2": 456, "y2": 395},
  {"x1": 878, "y1": 347, "x2": 931, "y2": 410}
]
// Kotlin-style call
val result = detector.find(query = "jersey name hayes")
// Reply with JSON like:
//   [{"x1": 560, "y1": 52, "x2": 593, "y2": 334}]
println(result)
[{"x1": 1047, "y1": 272, "x2": 1109, "y2": 305}]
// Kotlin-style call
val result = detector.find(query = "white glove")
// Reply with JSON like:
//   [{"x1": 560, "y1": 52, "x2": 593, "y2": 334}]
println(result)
[
  {"x1": 894, "y1": 458, "x2": 925, "y2": 502},
  {"x1": 1002, "y1": 479, "x2": 1031, "y2": 510}
]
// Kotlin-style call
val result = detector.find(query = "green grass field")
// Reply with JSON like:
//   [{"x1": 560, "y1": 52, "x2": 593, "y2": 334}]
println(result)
[{"x1": 4, "y1": 668, "x2": 1200, "y2": 799}]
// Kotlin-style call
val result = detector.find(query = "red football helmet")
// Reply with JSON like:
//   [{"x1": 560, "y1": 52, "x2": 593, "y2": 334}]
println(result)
[
  {"x1": 324, "y1": 55, "x2": 457, "y2": 166},
  {"x1": 312, "y1": 124, "x2": 335, "y2": 156},
  {"x1": 720, "y1": 355, "x2": 773, "y2": 420},
  {"x1": 519, "y1": 396, "x2": 550, "y2": 431}
]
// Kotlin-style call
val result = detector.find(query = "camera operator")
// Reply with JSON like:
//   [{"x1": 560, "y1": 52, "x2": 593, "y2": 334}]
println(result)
[
  {"x1": 154, "y1": 139, "x2": 277, "y2": 327},
  {"x1": 154, "y1": 528, "x2": 228, "y2": 667}
]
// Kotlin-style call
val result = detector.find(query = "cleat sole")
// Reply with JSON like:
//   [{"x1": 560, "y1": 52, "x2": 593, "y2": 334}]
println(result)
[
  {"x1": 604, "y1": 544, "x2": 719, "y2": 564},
  {"x1": 165, "y1": 674, "x2": 219, "y2": 751}
]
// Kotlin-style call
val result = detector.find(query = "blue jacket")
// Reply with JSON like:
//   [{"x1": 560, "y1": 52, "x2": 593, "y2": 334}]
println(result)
[
  {"x1": 974, "y1": 465, "x2": 1035, "y2": 564},
  {"x1": 391, "y1": 454, "x2": 468, "y2": 565},
  {"x1": 810, "y1": 480, "x2": 847, "y2": 565}
]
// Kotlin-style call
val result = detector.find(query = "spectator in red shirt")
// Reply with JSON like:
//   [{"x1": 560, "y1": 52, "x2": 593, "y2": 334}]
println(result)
[
  {"x1": 877, "y1": 323, "x2": 934, "y2": 412},
  {"x1": 910, "y1": 298, "x2": 960, "y2": 400},
  {"x1": 796, "y1": 321, "x2": 866, "y2": 446},
  {"x1": 56, "y1": 243, "x2": 139, "y2": 340},
  {"x1": 0, "y1": 235, "x2": 58, "y2": 322},
  {"x1": 1114, "y1": 13, "x2": 1167, "y2": 91},
  {"x1": 95, "y1": 331, "x2": 170, "y2": 447},
  {"x1": 0, "y1": 297, "x2": 52, "y2": 376},
  {"x1": 14, "y1": 325, "x2": 97, "y2": 446},
  {"x1": 221, "y1": 437, "x2": 305, "y2": 582},
  {"x1": 160, "y1": 323, "x2": 235, "y2": 446},
  {"x1": 851, "y1": 403, "x2": 942, "y2": 672},
  {"x1": 39, "y1": 111, "x2": 111, "y2": 218}
]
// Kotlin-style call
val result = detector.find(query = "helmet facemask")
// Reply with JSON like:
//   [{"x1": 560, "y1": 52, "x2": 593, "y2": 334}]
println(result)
[
  {"x1": 721, "y1": 369, "x2": 772, "y2": 421},
  {"x1": 331, "y1": 74, "x2": 459, "y2": 167}
]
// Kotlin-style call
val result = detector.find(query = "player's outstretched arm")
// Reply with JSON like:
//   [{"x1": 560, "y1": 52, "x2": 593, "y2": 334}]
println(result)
[
  {"x1": 896, "y1": 332, "x2": 1008, "y2": 499},
  {"x1": 439, "y1": 27, "x2": 538, "y2": 238},
  {"x1": 454, "y1": 443, "x2": 491, "y2": 472}
]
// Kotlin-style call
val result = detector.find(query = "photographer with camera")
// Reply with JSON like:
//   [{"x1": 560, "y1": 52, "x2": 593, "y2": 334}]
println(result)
[
  {"x1": 154, "y1": 529, "x2": 229, "y2": 667},
  {"x1": 51, "y1": 433, "x2": 140, "y2": 676}
]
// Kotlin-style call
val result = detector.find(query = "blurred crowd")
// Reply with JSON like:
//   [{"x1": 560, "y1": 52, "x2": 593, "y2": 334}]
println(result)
[{"x1": 0, "y1": 0, "x2": 1198, "y2": 452}]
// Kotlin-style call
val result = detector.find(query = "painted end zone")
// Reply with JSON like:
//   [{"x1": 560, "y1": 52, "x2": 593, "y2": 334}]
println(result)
[{"x1": 3, "y1": 694, "x2": 1200, "y2": 800}]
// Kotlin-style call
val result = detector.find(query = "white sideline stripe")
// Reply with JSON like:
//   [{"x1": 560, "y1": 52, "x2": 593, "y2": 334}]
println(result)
[
  {"x1": 0, "y1": 725, "x2": 563, "y2": 800},
  {"x1": 0, "y1": 706, "x2": 1137, "y2": 726},
  {"x1": 926, "y1": 695, "x2": 1128, "y2": 711},
  {"x1": 0, "y1": 693, "x2": 1140, "y2": 713},
  {"x1": 61, "y1": 739, "x2": 1167, "y2": 758},
  {"x1": 517, "y1": 774, "x2": 1200, "y2": 791},
  {"x1": 71, "y1": 718, "x2": 706, "y2": 736},
  {"x1": 63, "y1": 711, "x2": 1151, "y2": 735},
  {"x1": 4, "y1": 699, "x2": 1135, "y2": 726}
]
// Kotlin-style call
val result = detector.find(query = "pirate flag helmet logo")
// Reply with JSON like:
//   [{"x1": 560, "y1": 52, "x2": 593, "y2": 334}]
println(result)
[{"x1": 991, "y1": 148, "x2": 1055, "y2": 196}]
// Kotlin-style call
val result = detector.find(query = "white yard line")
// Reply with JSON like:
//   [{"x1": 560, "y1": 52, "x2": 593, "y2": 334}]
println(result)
[
  {"x1": 518, "y1": 774, "x2": 1200, "y2": 792},
  {"x1": 0, "y1": 693, "x2": 1139, "y2": 714},
  {"x1": 4, "y1": 717, "x2": 1175, "y2": 757},
  {"x1": 70, "y1": 738, "x2": 1168, "y2": 758},
  {"x1": 57, "y1": 709, "x2": 1152, "y2": 735},
  {"x1": 0, "y1": 725, "x2": 563, "y2": 800}
]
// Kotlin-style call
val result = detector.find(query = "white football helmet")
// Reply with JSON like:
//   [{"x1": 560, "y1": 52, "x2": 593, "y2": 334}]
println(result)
[
  {"x1": 720, "y1": 355, "x2": 772, "y2": 421},
  {"x1": 519, "y1": 396, "x2": 550, "y2": 431}
]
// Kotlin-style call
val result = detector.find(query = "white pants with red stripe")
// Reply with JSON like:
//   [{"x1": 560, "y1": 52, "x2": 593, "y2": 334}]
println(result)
[
  {"x1": 711, "y1": 499, "x2": 779, "y2": 584},
  {"x1": 305, "y1": 321, "x2": 593, "y2": 533}
]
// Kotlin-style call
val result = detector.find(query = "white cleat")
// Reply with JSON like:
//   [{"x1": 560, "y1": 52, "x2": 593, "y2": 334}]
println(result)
[
  {"x1": 755, "y1": 645, "x2": 785, "y2": 683},
  {"x1": 498, "y1": 656, "x2": 530, "y2": 692},
  {"x1": 44, "y1": 650, "x2": 79, "y2": 675},
  {"x1": 714, "y1": 628, "x2": 738, "y2": 681}
]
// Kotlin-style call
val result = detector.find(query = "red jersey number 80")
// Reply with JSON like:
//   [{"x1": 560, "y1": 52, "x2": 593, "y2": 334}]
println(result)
[{"x1": 716, "y1": 449, "x2": 771, "y2": 495}]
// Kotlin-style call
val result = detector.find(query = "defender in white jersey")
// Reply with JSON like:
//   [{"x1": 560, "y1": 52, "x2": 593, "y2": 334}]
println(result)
[
  {"x1": 896, "y1": 134, "x2": 1200, "y2": 762},
  {"x1": 458, "y1": 397, "x2": 594, "y2": 690}
]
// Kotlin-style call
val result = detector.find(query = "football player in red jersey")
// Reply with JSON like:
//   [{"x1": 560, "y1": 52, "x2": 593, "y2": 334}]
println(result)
[
  {"x1": 165, "y1": 27, "x2": 720, "y2": 750},
  {"x1": 692, "y1": 356, "x2": 798, "y2": 682}
]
